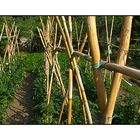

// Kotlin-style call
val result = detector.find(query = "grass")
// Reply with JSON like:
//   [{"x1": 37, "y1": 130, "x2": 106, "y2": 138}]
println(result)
[{"x1": 121, "y1": 80, "x2": 140, "y2": 97}]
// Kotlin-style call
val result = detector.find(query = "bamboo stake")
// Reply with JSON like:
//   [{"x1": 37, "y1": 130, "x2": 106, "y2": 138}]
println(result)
[
  {"x1": 58, "y1": 91, "x2": 68, "y2": 124},
  {"x1": 68, "y1": 68, "x2": 73, "y2": 124},
  {"x1": 104, "y1": 16, "x2": 114, "y2": 83},
  {"x1": 0, "y1": 23, "x2": 5, "y2": 42},
  {"x1": 84, "y1": 48, "x2": 90, "y2": 73},
  {"x1": 67, "y1": 16, "x2": 73, "y2": 124},
  {"x1": 75, "y1": 74, "x2": 87, "y2": 124},
  {"x1": 78, "y1": 21, "x2": 84, "y2": 50},
  {"x1": 87, "y1": 16, "x2": 107, "y2": 119},
  {"x1": 77, "y1": 32, "x2": 88, "y2": 63},
  {"x1": 74, "y1": 19, "x2": 79, "y2": 49},
  {"x1": 103, "y1": 16, "x2": 133, "y2": 124},
  {"x1": 57, "y1": 16, "x2": 93, "y2": 124}
]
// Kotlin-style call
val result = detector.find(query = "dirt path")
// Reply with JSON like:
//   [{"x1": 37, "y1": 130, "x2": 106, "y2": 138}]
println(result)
[{"x1": 5, "y1": 73, "x2": 34, "y2": 124}]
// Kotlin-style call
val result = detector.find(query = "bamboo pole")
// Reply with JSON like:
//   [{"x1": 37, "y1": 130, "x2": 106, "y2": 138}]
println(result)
[
  {"x1": 68, "y1": 68, "x2": 73, "y2": 124},
  {"x1": 0, "y1": 23, "x2": 5, "y2": 42},
  {"x1": 57, "y1": 16, "x2": 93, "y2": 124},
  {"x1": 76, "y1": 32, "x2": 88, "y2": 63},
  {"x1": 58, "y1": 91, "x2": 68, "y2": 124},
  {"x1": 87, "y1": 16, "x2": 107, "y2": 119},
  {"x1": 75, "y1": 74, "x2": 87, "y2": 124},
  {"x1": 103, "y1": 16, "x2": 133, "y2": 124},
  {"x1": 67, "y1": 16, "x2": 73, "y2": 124},
  {"x1": 104, "y1": 16, "x2": 114, "y2": 83},
  {"x1": 74, "y1": 19, "x2": 79, "y2": 49},
  {"x1": 78, "y1": 21, "x2": 84, "y2": 50}
]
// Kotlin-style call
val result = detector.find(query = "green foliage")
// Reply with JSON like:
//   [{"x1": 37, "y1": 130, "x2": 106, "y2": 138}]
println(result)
[
  {"x1": 121, "y1": 80, "x2": 140, "y2": 96},
  {"x1": 129, "y1": 44, "x2": 140, "y2": 60},
  {"x1": 0, "y1": 57, "x2": 25, "y2": 123},
  {"x1": 113, "y1": 93, "x2": 140, "y2": 124}
]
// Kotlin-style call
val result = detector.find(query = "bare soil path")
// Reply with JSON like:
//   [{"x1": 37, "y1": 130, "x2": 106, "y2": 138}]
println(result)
[{"x1": 5, "y1": 73, "x2": 34, "y2": 124}]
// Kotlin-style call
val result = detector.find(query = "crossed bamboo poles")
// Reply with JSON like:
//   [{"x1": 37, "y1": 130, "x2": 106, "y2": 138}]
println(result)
[
  {"x1": 0, "y1": 17, "x2": 20, "y2": 68},
  {"x1": 38, "y1": 16, "x2": 134, "y2": 124}
]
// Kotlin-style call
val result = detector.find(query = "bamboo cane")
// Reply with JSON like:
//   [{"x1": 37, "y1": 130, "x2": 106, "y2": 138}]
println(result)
[
  {"x1": 104, "y1": 16, "x2": 114, "y2": 83},
  {"x1": 57, "y1": 16, "x2": 93, "y2": 124},
  {"x1": 76, "y1": 32, "x2": 88, "y2": 63},
  {"x1": 15, "y1": 29, "x2": 20, "y2": 56},
  {"x1": 68, "y1": 68, "x2": 73, "y2": 124},
  {"x1": 103, "y1": 16, "x2": 133, "y2": 124},
  {"x1": 67, "y1": 16, "x2": 73, "y2": 124},
  {"x1": 0, "y1": 23, "x2": 5, "y2": 42},
  {"x1": 87, "y1": 16, "x2": 107, "y2": 119},
  {"x1": 74, "y1": 19, "x2": 79, "y2": 49},
  {"x1": 78, "y1": 21, "x2": 84, "y2": 50},
  {"x1": 40, "y1": 16, "x2": 46, "y2": 34},
  {"x1": 84, "y1": 48, "x2": 90, "y2": 73},
  {"x1": 75, "y1": 74, "x2": 87, "y2": 124},
  {"x1": 58, "y1": 91, "x2": 68, "y2": 124}
]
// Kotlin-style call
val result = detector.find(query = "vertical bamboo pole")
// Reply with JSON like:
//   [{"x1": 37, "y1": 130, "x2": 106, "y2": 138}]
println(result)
[
  {"x1": 87, "y1": 16, "x2": 107, "y2": 119},
  {"x1": 67, "y1": 16, "x2": 73, "y2": 124},
  {"x1": 103, "y1": 16, "x2": 133, "y2": 124},
  {"x1": 68, "y1": 68, "x2": 73, "y2": 124}
]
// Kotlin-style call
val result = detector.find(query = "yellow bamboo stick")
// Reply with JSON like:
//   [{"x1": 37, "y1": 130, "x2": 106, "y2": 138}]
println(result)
[
  {"x1": 78, "y1": 21, "x2": 84, "y2": 50},
  {"x1": 87, "y1": 16, "x2": 107, "y2": 119},
  {"x1": 58, "y1": 91, "x2": 68, "y2": 124},
  {"x1": 77, "y1": 32, "x2": 88, "y2": 63},
  {"x1": 75, "y1": 74, "x2": 87, "y2": 124},
  {"x1": 103, "y1": 16, "x2": 133, "y2": 124},
  {"x1": 68, "y1": 68, "x2": 73, "y2": 124}
]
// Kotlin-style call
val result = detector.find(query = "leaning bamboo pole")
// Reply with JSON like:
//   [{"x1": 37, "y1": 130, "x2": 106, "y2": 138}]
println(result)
[
  {"x1": 103, "y1": 16, "x2": 133, "y2": 124},
  {"x1": 76, "y1": 32, "x2": 88, "y2": 63},
  {"x1": 0, "y1": 23, "x2": 5, "y2": 42},
  {"x1": 67, "y1": 16, "x2": 73, "y2": 124},
  {"x1": 78, "y1": 21, "x2": 84, "y2": 50},
  {"x1": 56, "y1": 16, "x2": 93, "y2": 124},
  {"x1": 87, "y1": 16, "x2": 107, "y2": 119}
]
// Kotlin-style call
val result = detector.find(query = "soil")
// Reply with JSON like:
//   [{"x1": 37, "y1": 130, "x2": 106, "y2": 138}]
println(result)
[{"x1": 5, "y1": 73, "x2": 34, "y2": 124}]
